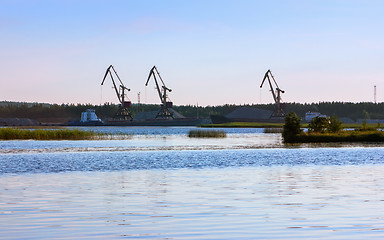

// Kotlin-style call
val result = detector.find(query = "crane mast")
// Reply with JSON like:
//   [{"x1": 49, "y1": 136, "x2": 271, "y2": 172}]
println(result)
[
  {"x1": 145, "y1": 66, "x2": 174, "y2": 119},
  {"x1": 101, "y1": 65, "x2": 133, "y2": 120},
  {"x1": 260, "y1": 69, "x2": 285, "y2": 118}
]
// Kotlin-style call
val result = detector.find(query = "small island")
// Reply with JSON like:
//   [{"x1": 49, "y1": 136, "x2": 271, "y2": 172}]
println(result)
[{"x1": 283, "y1": 112, "x2": 384, "y2": 143}]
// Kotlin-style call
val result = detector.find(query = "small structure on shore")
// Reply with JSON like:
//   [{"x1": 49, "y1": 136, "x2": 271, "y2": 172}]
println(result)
[
  {"x1": 305, "y1": 112, "x2": 327, "y2": 122},
  {"x1": 69, "y1": 109, "x2": 103, "y2": 126},
  {"x1": 80, "y1": 109, "x2": 103, "y2": 124}
]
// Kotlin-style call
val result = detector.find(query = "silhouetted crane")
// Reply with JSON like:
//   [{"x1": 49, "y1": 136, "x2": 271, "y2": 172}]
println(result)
[
  {"x1": 145, "y1": 66, "x2": 174, "y2": 119},
  {"x1": 101, "y1": 65, "x2": 133, "y2": 120},
  {"x1": 260, "y1": 69, "x2": 285, "y2": 118}
]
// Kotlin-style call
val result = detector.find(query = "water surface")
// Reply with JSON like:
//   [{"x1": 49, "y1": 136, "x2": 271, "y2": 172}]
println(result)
[
  {"x1": 1, "y1": 127, "x2": 384, "y2": 239},
  {"x1": 1, "y1": 165, "x2": 384, "y2": 239}
]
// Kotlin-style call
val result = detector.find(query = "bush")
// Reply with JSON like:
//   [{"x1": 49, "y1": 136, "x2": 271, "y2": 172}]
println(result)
[
  {"x1": 308, "y1": 116, "x2": 329, "y2": 133},
  {"x1": 328, "y1": 116, "x2": 343, "y2": 133},
  {"x1": 282, "y1": 112, "x2": 302, "y2": 143}
]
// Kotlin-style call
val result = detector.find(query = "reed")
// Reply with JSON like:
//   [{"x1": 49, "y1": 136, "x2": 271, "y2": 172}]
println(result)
[
  {"x1": 188, "y1": 130, "x2": 227, "y2": 138},
  {"x1": 0, "y1": 127, "x2": 100, "y2": 140},
  {"x1": 264, "y1": 128, "x2": 283, "y2": 133}
]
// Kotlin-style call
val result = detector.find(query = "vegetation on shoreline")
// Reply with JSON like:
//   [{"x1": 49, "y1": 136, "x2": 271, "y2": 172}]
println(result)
[
  {"x1": 1, "y1": 101, "x2": 384, "y2": 123},
  {"x1": 282, "y1": 112, "x2": 384, "y2": 143},
  {"x1": 201, "y1": 122, "x2": 284, "y2": 128},
  {"x1": 291, "y1": 131, "x2": 384, "y2": 143},
  {"x1": 0, "y1": 127, "x2": 103, "y2": 140},
  {"x1": 201, "y1": 121, "x2": 382, "y2": 129},
  {"x1": 188, "y1": 130, "x2": 227, "y2": 138},
  {"x1": 264, "y1": 128, "x2": 283, "y2": 133}
]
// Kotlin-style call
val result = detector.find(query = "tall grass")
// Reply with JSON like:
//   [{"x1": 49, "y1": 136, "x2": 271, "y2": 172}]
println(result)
[
  {"x1": 264, "y1": 128, "x2": 283, "y2": 133},
  {"x1": 188, "y1": 130, "x2": 227, "y2": 138},
  {"x1": 289, "y1": 130, "x2": 384, "y2": 143},
  {"x1": 0, "y1": 127, "x2": 101, "y2": 140}
]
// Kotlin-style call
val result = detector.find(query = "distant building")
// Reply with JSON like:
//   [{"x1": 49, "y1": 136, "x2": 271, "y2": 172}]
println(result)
[
  {"x1": 80, "y1": 109, "x2": 103, "y2": 123},
  {"x1": 305, "y1": 112, "x2": 327, "y2": 122}
]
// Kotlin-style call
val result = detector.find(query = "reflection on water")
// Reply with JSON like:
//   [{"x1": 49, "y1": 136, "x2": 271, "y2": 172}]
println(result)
[
  {"x1": 1, "y1": 147, "x2": 384, "y2": 174},
  {"x1": 1, "y1": 166, "x2": 384, "y2": 239}
]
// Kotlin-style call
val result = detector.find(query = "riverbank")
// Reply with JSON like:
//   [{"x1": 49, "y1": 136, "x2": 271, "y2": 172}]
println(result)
[
  {"x1": 287, "y1": 130, "x2": 384, "y2": 143},
  {"x1": 201, "y1": 122, "x2": 285, "y2": 128},
  {"x1": 201, "y1": 121, "x2": 381, "y2": 129}
]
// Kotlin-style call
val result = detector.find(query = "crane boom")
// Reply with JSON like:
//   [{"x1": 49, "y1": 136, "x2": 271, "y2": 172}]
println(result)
[
  {"x1": 102, "y1": 65, "x2": 121, "y2": 103},
  {"x1": 146, "y1": 66, "x2": 163, "y2": 102},
  {"x1": 260, "y1": 70, "x2": 277, "y2": 103},
  {"x1": 101, "y1": 65, "x2": 130, "y2": 104},
  {"x1": 146, "y1": 66, "x2": 172, "y2": 102}
]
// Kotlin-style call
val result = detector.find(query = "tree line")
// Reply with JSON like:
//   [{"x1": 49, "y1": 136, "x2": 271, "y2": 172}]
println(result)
[{"x1": 1, "y1": 101, "x2": 384, "y2": 121}]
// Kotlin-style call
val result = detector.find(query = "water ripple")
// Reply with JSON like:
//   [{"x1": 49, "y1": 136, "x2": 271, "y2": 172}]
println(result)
[{"x1": 1, "y1": 147, "x2": 384, "y2": 174}]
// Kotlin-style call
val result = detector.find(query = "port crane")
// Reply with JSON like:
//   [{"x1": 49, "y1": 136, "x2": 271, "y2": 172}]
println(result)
[
  {"x1": 145, "y1": 66, "x2": 174, "y2": 119},
  {"x1": 260, "y1": 69, "x2": 285, "y2": 118},
  {"x1": 101, "y1": 65, "x2": 133, "y2": 120}
]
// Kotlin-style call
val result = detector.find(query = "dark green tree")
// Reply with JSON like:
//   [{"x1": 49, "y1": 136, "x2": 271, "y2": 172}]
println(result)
[
  {"x1": 308, "y1": 116, "x2": 329, "y2": 133},
  {"x1": 282, "y1": 112, "x2": 302, "y2": 143},
  {"x1": 328, "y1": 116, "x2": 343, "y2": 133}
]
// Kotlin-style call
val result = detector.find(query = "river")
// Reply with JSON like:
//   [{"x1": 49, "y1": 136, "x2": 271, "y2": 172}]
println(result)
[{"x1": 1, "y1": 127, "x2": 384, "y2": 239}]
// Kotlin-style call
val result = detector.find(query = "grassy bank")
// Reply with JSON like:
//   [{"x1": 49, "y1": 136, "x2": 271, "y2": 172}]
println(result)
[
  {"x1": 201, "y1": 122, "x2": 285, "y2": 128},
  {"x1": 342, "y1": 123, "x2": 382, "y2": 129},
  {"x1": 0, "y1": 127, "x2": 102, "y2": 140},
  {"x1": 202, "y1": 122, "x2": 382, "y2": 130},
  {"x1": 188, "y1": 130, "x2": 227, "y2": 138},
  {"x1": 288, "y1": 130, "x2": 384, "y2": 143}
]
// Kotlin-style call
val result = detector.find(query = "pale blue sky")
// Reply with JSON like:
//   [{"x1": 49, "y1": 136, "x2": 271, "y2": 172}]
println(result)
[{"x1": 1, "y1": 0, "x2": 383, "y2": 106}]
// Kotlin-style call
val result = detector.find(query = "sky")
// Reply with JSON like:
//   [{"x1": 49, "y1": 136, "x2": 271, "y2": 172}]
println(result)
[{"x1": 0, "y1": 0, "x2": 383, "y2": 106}]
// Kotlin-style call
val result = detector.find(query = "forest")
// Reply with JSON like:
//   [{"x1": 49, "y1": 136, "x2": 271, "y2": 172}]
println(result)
[{"x1": 0, "y1": 101, "x2": 384, "y2": 123}]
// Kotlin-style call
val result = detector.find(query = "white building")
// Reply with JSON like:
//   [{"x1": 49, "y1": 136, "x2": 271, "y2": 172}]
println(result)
[
  {"x1": 80, "y1": 109, "x2": 102, "y2": 123},
  {"x1": 305, "y1": 112, "x2": 327, "y2": 122}
]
